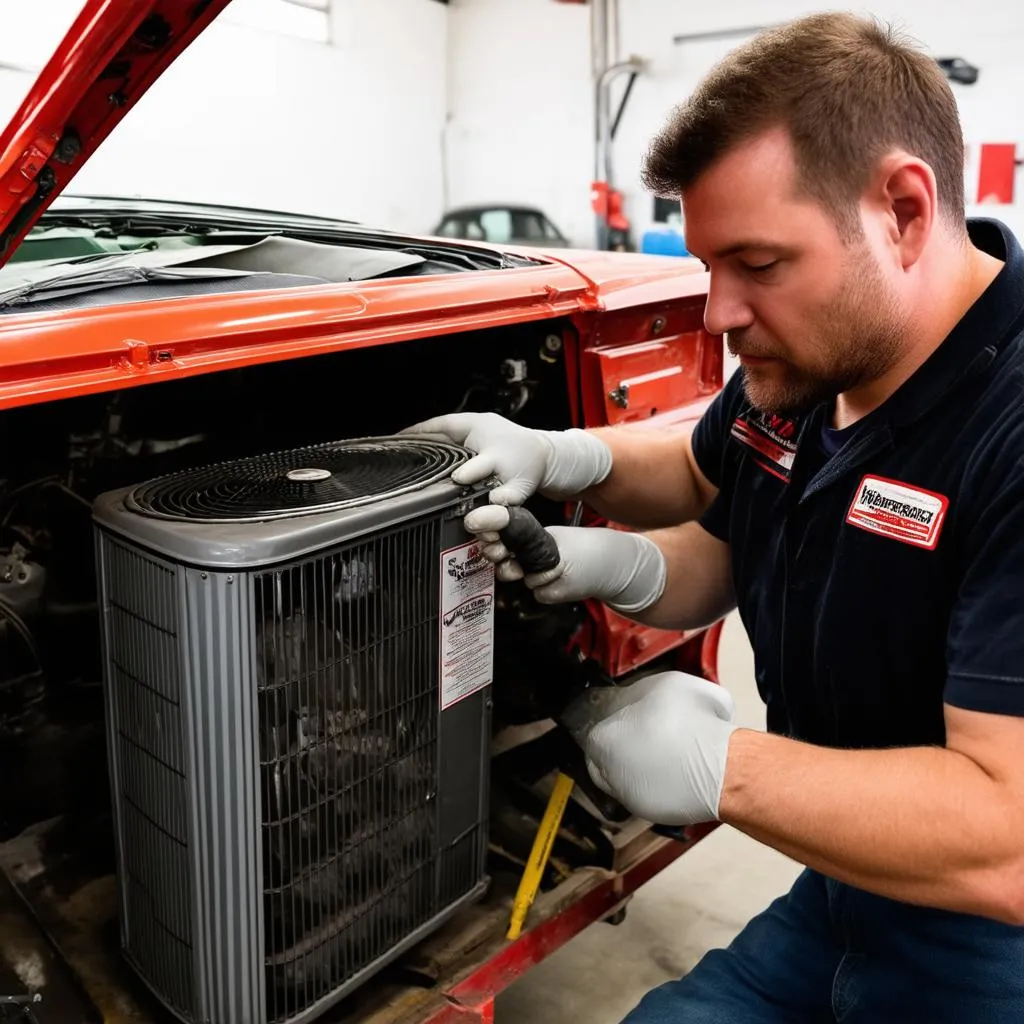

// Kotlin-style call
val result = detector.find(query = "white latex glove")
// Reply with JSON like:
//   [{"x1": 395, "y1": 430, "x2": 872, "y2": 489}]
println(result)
[
  {"x1": 461, "y1": 509, "x2": 666, "y2": 616},
  {"x1": 401, "y1": 412, "x2": 612, "y2": 506},
  {"x1": 569, "y1": 671, "x2": 738, "y2": 826}
]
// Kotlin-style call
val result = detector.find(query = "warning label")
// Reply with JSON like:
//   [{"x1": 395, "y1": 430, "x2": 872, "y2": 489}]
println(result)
[{"x1": 439, "y1": 540, "x2": 495, "y2": 710}]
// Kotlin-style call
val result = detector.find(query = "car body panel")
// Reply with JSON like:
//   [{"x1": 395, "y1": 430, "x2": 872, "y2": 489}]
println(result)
[
  {"x1": 0, "y1": 0, "x2": 711, "y2": 409},
  {"x1": 543, "y1": 248, "x2": 709, "y2": 309},
  {"x1": 0, "y1": 262, "x2": 583, "y2": 408},
  {"x1": 0, "y1": 222, "x2": 711, "y2": 411}
]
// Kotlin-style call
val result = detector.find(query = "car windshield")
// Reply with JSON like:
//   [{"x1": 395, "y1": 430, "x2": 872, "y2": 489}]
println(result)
[{"x1": 0, "y1": 198, "x2": 543, "y2": 314}]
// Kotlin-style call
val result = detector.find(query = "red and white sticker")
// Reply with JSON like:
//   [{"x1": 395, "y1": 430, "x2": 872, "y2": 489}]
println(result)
[
  {"x1": 438, "y1": 540, "x2": 495, "y2": 710},
  {"x1": 845, "y1": 475, "x2": 949, "y2": 550}
]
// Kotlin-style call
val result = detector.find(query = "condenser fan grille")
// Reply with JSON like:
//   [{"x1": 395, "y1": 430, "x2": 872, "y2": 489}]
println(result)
[{"x1": 125, "y1": 438, "x2": 470, "y2": 522}]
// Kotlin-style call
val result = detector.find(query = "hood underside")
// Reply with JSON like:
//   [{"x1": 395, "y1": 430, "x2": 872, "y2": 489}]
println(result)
[{"x1": 0, "y1": 0, "x2": 234, "y2": 268}]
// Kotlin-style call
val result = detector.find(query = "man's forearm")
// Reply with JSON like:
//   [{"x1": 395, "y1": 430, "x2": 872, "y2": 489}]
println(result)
[
  {"x1": 719, "y1": 729, "x2": 1024, "y2": 924},
  {"x1": 581, "y1": 427, "x2": 714, "y2": 530},
  {"x1": 626, "y1": 521, "x2": 735, "y2": 631}
]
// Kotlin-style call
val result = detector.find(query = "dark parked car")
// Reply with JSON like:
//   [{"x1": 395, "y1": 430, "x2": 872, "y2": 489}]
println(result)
[{"x1": 434, "y1": 203, "x2": 570, "y2": 247}]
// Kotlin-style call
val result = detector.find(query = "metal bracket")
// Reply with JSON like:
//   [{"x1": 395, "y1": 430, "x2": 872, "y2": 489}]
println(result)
[
  {"x1": 0, "y1": 992, "x2": 42, "y2": 1023},
  {"x1": 608, "y1": 383, "x2": 630, "y2": 409}
]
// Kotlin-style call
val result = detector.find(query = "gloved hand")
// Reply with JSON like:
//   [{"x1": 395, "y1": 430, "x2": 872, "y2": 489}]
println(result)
[
  {"x1": 568, "y1": 671, "x2": 739, "y2": 826},
  {"x1": 462, "y1": 508, "x2": 666, "y2": 616},
  {"x1": 401, "y1": 412, "x2": 612, "y2": 506}
]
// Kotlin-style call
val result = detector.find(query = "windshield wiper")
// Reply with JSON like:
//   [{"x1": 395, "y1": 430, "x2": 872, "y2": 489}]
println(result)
[
  {"x1": 30, "y1": 215, "x2": 216, "y2": 239},
  {"x1": 0, "y1": 264, "x2": 252, "y2": 309}
]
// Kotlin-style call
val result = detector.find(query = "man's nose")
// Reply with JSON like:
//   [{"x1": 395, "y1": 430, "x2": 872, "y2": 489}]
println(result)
[{"x1": 703, "y1": 275, "x2": 755, "y2": 337}]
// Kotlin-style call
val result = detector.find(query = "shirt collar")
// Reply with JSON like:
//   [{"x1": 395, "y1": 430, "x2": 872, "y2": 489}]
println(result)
[
  {"x1": 796, "y1": 217, "x2": 1024, "y2": 501},
  {"x1": 878, "y1": 217, "x2": 1024, "y2": 432}
]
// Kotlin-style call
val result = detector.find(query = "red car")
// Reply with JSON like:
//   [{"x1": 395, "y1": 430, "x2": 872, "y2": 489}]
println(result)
[{"x1": 0, "y1": 3, "x2": 722, "y2": 1022}]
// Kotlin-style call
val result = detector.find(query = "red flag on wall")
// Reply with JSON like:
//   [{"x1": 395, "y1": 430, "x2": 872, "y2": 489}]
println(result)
[{"x1": 977, "y1": 143, "x2": 1018, "y2": 204}]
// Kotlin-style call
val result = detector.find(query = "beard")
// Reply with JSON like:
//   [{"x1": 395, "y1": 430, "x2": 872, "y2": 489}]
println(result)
[{"x1": 729, "y1": 253, "x2": 906, "y2": 418}]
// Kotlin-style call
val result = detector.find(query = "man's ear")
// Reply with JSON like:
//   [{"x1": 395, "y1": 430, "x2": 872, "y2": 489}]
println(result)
[{"x1": 868, "y1": 152, "x2": 936, "y2": 270}]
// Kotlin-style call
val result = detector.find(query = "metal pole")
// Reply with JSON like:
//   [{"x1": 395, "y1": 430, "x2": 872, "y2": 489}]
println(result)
[
  {"x1": 597, "y1": 61, "x2": 644, "y2": 187},
  {"x1": 591, "y1": 0, "x2": 609, "y2": 247},
  {"x1": 611, "y1": 71, "x2": 638, "y2": 140},
  {"x1": 672, "y1": 24, "x2": 776, "y2": 45},
  {"x1": 591, "y1": 0, "x2": 609, "y2": 179}
]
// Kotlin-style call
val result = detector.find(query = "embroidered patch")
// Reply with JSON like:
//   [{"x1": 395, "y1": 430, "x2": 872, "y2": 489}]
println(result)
[
  {"x1": 846, "y1": 475, "x2": 949, "y2": 550},
  {"x1": 731, "y1": 413, "x2": 798, "y2": 482}
]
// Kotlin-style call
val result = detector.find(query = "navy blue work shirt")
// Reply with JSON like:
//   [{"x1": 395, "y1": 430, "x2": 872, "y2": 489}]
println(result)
[{"x1": 692, "y1": 218, "x2": 1024, "y2": 749}]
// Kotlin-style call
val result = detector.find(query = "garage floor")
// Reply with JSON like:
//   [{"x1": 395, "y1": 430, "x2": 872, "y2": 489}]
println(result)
[{"x1": 495, "y1": 611, "x2": 803, "y2": 1023}]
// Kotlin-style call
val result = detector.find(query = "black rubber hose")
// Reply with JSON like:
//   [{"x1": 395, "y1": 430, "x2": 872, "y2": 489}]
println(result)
[
  {"x1": 0, "y1": 598, "x2": 43, "y2": 672},
  {"x1": 498, "y1": 507, "x2": 561, "y2": 574}
]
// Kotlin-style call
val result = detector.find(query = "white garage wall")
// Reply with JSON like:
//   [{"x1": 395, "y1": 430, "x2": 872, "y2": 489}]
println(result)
[
  {"x1": 447, "y1": 1, "x2": 1024, "y2": 249},
  {"x1": 444, "y1": 0, "x2": 596, "y2": 247},
  {"x1": 2, "y1": 4, "x2": 1018, "y2": 243},
  {"x1": 0, "y1": 0, "x2": 449, "y2": 234}
]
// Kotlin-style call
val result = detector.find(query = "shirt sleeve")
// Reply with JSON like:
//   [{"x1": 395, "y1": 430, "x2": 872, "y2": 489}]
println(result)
[
  {"x1": 691, "y1": 368, "x2": 745, "y2": 488},
  {"x1": 690, "y1": 370, "x2": 747, "y2": 541},
  {"x1": 945, "y1": 456, "x2": 1024, "y2": 717}
]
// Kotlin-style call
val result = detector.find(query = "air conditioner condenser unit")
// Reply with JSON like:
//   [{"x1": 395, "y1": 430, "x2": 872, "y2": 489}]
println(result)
[{"x1": 92, "y1": 437, "x2": 495, "y2": 1024}]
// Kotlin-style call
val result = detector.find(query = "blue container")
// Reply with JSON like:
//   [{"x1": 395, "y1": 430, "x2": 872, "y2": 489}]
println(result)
[{"x1": 640, "y1": 225, "x2": 689, "y2": 257}]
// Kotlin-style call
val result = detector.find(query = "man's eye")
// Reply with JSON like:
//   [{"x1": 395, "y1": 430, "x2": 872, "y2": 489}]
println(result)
[{"x1": 744, "y1": 261, "x2": 777, "y2": 274}]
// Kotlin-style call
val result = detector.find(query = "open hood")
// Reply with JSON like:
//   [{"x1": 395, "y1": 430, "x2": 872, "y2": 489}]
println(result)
[{"x1": 0, "y1": 0, "x2": 233, "y2": 268}]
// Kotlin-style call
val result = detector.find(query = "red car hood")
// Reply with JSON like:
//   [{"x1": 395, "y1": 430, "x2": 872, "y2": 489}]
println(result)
[{"x1": 0, "y1": 0, "x2": 233, "y2": 267}]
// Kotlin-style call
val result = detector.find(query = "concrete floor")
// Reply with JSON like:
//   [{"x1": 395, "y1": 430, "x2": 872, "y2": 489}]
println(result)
[{"x1": 495, "y1": 611, "x2": 803, "y2": 1023}]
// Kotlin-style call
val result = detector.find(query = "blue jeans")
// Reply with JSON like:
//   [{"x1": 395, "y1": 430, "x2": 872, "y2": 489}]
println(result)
[{"x1": 621, "y1": 868, "x2": 1024, "y2": 1023}]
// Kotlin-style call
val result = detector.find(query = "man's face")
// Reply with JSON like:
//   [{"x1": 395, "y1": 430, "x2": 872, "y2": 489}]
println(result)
[{"x1": 682, "y1": 127, "x2": 909, "y2": 417}]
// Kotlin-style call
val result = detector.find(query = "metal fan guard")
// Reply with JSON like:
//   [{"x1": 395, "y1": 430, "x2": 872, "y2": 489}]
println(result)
[{"x1": 124, "y1": 437, "x2": 471, "y2": 524}]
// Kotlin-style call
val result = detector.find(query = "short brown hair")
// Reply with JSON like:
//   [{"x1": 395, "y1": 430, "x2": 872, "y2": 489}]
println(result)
[{"x1": 642, "y1": 13, "x2": 966, "y2": 238}]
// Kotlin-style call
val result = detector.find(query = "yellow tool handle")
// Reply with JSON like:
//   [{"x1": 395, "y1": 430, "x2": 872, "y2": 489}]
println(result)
[{"x1": 506, "y1": 771, "x2": 576, "y2": 941}]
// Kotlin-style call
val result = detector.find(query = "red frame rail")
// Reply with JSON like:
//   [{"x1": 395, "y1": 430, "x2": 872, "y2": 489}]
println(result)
[{"x1": 424, "y1": 826, "x2": 718, "y2": 1023}]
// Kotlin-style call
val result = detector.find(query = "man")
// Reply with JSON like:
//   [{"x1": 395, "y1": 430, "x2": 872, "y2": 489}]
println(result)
[{"x1": 405, "y1": 12, "x2": 1024, "y2": 1022}]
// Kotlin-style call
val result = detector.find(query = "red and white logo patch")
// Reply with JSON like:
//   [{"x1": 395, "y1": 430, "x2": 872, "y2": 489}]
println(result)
[
  {"x1": 845, "y1": 475, "x2": 949, "y2": 550},
  {"x1": 731, "y1": 414, "x2": 798, "y2": 482}
]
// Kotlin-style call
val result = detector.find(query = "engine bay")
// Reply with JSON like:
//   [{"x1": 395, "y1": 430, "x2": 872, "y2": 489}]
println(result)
[
  {"x1": 0, "y1": 319, "x2": 572, "y2": 822},
  {"x1": 0, "y1": 317, "x2": 691, "y2": 1021}
]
